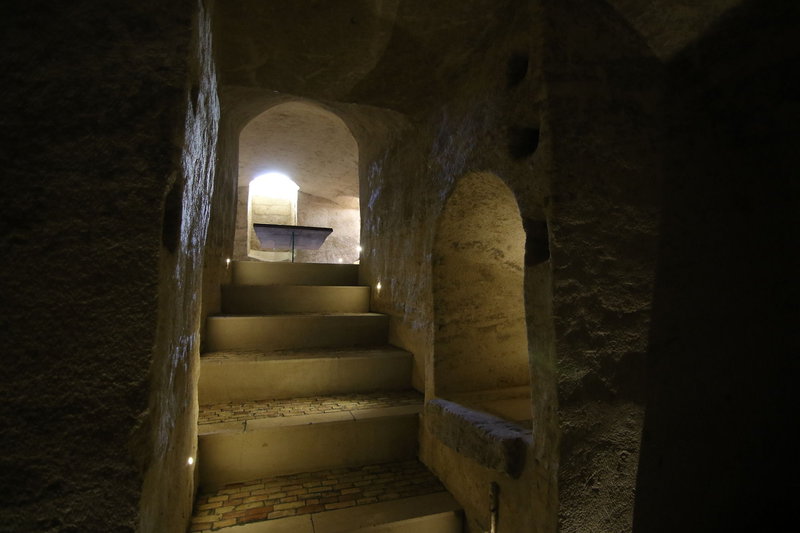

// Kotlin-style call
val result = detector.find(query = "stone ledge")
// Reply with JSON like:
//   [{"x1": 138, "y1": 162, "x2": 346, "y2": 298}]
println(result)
[{"x1": 424, "y1": 399, "x2": 530, "y2": 478}]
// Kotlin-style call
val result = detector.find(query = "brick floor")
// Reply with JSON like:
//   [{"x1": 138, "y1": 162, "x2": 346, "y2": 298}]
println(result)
[
  {"x1": 198, "y1": 390, "x2": 423, "y2": 426},
  {"x1": 189, "y1": 460, "x2": 446, "y2": 532}
]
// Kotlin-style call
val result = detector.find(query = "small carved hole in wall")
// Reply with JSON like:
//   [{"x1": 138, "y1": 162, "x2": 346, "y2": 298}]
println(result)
[
  {"x1": 161, "y1": 178, "x2": 184, "y2": 254},
  {"x1": 523, "y1": 218, "x2": 549, "y2": 265},
  {"x1": 508, "y1": 127, "x2": 540, "y2": 159},
  {"x1": 506, "y1": 52, "x2": 529, "y2": 88}
]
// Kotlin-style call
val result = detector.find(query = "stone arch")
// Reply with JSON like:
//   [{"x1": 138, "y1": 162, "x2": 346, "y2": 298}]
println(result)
[
  {"x1": 433, "y1": 172, "x2": 531, "y2": 412},
  {"x1": 233, "y1": 100, "x2": 361, "y2": 263}
]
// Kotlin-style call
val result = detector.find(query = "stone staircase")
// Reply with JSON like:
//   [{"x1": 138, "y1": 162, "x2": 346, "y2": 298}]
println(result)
[{"x1": 191, "y1": 261, "x2": 462, "y2": 533}]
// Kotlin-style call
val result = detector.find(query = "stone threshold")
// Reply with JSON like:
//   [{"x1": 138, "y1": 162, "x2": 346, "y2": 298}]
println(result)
[
  {"x1": 210, "y1": 312, "x2": 386, "y2": 318},
  {"x1": 190, "y1": 460, "x2": 451, "y2": 532},
  {"x1": 199, "y1": 390, "x2": 423, "y2": 434},
  {"x1": 201, "y1": 346, "x2": 410, "y2": 363}
]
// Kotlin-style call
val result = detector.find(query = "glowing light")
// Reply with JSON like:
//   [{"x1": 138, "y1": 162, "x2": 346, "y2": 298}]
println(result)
[
  {"x1": 225, "y1": 258, "x2": 231, "y2": 268},
  {"x1": 357, "y1": 245, "x2": 362, "y2": 253},
  {"x1": 250, "y1": 172, "x2": 299, "y2": 200},
  {"x1": 338, "y1": 258, "x2": 343, "y2": 263},
  {"x1": 187, "y1": 457, "x2": 194, "y2": 465},
  {"x1": 376, "y1": 281, "x2": 382, "y2": 291}
]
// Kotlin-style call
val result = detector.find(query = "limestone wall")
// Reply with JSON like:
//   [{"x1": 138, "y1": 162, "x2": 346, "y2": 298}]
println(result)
[
  {"x1": 247, "y1": 193, "x2": 295, "y2": 262},
  {"x1": 139, "y1": 2, "x2": 220, "y2": 531},
  {"x1": 0, "y1": 1, "x2": 218, "y2": 531},
  {"x1": 250, "y1": 195, "x2": 294, "y2": 227},
  {"x1": 232, "y1": 185, "x2": 250, "y2": 260},
  {"x1": 537, "y1": 1, "x2": 663, "y2": 530},
  {"x1": 355, "y1": 5, "x2": 552, "y2": 528},
  {"x1": 295, "y1": 192, "x2": 360, "y2": 264},
  {"x1": 356, "y1": 1, "x2": 662, "y2": 531},
  {"x1": 232, "y1": 186, "x2": 297, "y2": 262}
]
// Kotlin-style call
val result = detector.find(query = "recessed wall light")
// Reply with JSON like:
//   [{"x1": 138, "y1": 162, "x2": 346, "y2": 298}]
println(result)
[{"x1": 187, "y1": 457, "x2": 194, "y2": 466}]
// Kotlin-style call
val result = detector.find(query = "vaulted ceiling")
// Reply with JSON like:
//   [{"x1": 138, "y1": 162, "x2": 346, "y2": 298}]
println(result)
[{"x1": 238, "y1": 101, "x2": 359, "y2": 208}]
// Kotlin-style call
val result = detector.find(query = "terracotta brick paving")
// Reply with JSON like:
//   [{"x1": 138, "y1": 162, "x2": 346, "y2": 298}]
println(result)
[
  {"x1": 198, "y1": 390, "x2": 423, "y2": 426},
  {"x1": 189, "y1": 459, "x2": 446, "y2": 532}
]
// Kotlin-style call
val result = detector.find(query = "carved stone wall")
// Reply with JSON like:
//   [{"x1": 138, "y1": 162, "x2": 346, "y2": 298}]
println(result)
[{"x1": 0, "y1": 1, "x2": 219, "y2": 531}]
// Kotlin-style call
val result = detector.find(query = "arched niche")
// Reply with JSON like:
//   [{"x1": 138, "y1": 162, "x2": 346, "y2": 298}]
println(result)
[
  {"x1": 433, "y1": 172, "x2": 532, "y2": 425},
  {"x1": 233, "y1": 100, "x2": 360, "y2": 263}
]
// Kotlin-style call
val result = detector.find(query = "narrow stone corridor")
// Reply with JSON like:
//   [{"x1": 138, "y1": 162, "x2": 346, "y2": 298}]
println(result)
[
  {"x1": 190, "y1": 261, "x2": 461, "y2": 531},
  {"x1": 4, "y1": 2, "x2": 796, "y2": 531}
]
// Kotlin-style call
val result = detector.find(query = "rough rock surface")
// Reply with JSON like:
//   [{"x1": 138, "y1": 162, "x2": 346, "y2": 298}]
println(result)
[
  {"x1": 425, "y1": 400, "x2": 530, "y2": 477},
  {"x1": 138, "y1": 2, "x2": 220, "y2": 531},
  {"x1": 540, "y1": 1, "x2": 663, "y2": 529},
  {"x1": 0, "y1": 1, "x2": 217, "y2": 531}
]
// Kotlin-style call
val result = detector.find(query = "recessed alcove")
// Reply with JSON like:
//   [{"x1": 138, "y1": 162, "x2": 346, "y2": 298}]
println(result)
[
  {"x1": 234, "y1": 101, "x2": 361, "y2": 263},
  {"x1": 508, "y1": 126, "x2": 540, "y2": 159},
  {"x1": 432, "y1": 172, "x2": 533, "y2": 440},
  {"x1": 506, "y1": 51, "x2": 529, "y2": 88}
]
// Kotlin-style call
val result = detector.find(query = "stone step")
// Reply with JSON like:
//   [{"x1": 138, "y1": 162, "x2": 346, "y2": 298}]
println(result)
[
  {"x1": 197, "y1": 392, "x2": 423, "y2": 490},
  {"x1": 231, "y1": 261, "x2": 359, "y2": 287},
  {"x1": 199, "y1": 347, "x2": 413, "y2": 404},
  {"x1": 190, "y1": 460, "x2": 461, "y2": 533},
  {"x1": 309, "y1": 492, "x2": 462, "y2": 533},
  {"x1": 221, "y1": 285, "x2": 370, "y2": 315},
  {"x1": 205, "y1": 314, "x2": 388, "y2": 352}
]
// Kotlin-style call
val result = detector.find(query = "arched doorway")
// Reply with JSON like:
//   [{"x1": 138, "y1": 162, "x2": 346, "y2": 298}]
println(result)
[
  {"x1": 433, "y1": 172, "x2": 532, "y2": 425},
  {"x1": 234, "y1": 101, "x2": 361, "y2": 263}
]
